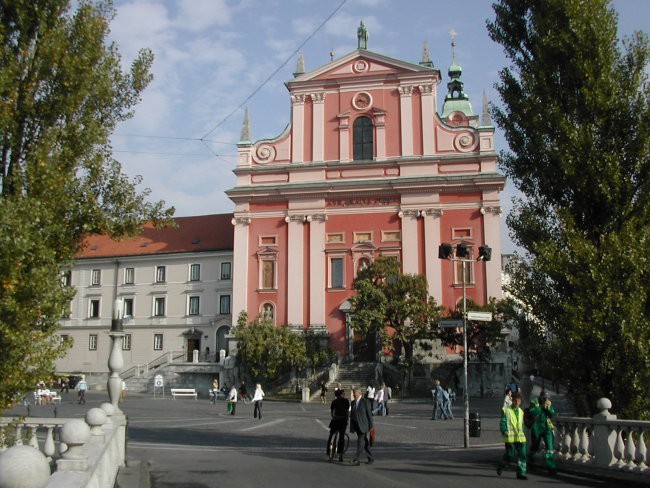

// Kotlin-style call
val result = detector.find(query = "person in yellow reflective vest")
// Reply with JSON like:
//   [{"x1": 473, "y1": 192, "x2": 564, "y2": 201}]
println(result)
[{"x1": 497, "y1": 391, "x2": 527, "y2": 480}]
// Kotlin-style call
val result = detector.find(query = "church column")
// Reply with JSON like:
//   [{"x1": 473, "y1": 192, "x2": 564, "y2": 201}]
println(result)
[
  {"x1": 285, "y1": 214, "x2": 305, "y2": 326},
  {"x1": 419, "y1": 84, "x2": 435, "y2": 156},
  {"x1": 308, "y1": 214, "x2": 328, "y2": 327},
  {"x1": 398, "y1": 210, "x2": 420, "y2": 274},
  {"x1": 481, "y1": 205, "x2": 503, "y2": 300},
  {"x1": 291, "y1": 94, "x2": 306, "y2": 163},
  {"x1": 399, "y1": 85, "x2": 414, "y2": 157},
  {"x1": 422, "y1": 208, "x2": 444, "y2": 303},
  {"x1": 311, "y1": 92, "x2": 325, "y2": 162},
  {"x1": 231, "y1": 216, "x2": 251, "y2": 321}
]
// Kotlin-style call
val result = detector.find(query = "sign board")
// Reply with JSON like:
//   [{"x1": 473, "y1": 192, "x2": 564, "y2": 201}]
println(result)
[
  {"x1": 154, "y1": 375, "x2": 164, "y2": 387},
  {"x1": 467, "y1": 311, "x2": 493, "y2": 322},
  {"x1": 439, "y1": 319, "x2": 463, "y2": 328}
]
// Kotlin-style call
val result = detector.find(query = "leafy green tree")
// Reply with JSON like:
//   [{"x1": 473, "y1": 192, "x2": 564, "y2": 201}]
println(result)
[
  {"x1": 0, "y1": 0, "x2": 173, "y2": 411},
  {"x1": 488, "y1": 0, "x2": 650, "y2": 418},
  {"x1": 434, "y1": 297, "x2": 512, "y2": 363},
  {"x1": 349, "y1": 256, "x2": 443, "y2": 388},
  {"x1": 234, "y1": 312, "x2": 307, "y2": 383}
]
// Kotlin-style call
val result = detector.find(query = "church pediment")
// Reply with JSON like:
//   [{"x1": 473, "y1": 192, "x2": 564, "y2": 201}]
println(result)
[{"x1": 289, "y1": 50, "x2": 438, "y2": 85}]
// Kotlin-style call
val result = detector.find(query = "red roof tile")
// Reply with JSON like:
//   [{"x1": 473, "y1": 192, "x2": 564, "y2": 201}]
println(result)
[{"x1": 77, "y1": 214, "x2": 234, "y2": 259}]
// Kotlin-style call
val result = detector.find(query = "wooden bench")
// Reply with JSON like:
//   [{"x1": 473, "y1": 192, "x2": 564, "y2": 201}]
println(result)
[{"x1": 171, "y1": 388, "x2": 198, "y2": 400}]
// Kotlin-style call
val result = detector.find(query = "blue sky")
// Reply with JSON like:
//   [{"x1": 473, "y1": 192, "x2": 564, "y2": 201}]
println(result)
[{"x1": 109, "y1": 0, "x2": 649, "y2": 253}]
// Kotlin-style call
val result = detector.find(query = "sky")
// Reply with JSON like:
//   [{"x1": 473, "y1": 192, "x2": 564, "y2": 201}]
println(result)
[{"x1": 108, "y1": 0, "x2": 649, "y2": 254}]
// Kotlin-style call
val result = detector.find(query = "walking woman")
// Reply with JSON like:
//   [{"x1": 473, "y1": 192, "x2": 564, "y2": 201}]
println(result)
[{"x1": 252, "y1": 383, "x2": 265, "y2": 419}]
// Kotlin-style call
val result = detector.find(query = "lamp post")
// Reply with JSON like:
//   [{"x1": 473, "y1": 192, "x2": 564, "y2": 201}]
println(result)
[
  {"x1": 108, "y1": 298, "x2": 125, "y2": 413},
  {"x1": 439, "y1": 242, "x2": 491, "y2": 448}
]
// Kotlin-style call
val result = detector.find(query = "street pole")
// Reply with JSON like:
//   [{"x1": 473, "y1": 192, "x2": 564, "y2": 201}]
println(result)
[{"x1": 461, "y1": 260, "x2": 469, "y2": 449}]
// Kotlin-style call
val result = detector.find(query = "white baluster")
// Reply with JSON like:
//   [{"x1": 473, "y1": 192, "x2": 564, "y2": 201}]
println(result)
[
  {"x1": 28, "y1": 425, "x2": 39, "y2": 450},
  {"x1": 0, "y1": 424, "x2": 6, "y2": 453},
  {"x1": 625, "y1": 427, "x2": 637, "y2": 470},
  {"x1": 615, "y1": 426, "x2": 626, "y2": 468},
  {"x1": 563, "y1": 425, "x2": 573, "y2": 460},
  {"x1": 634, "y1": 429, "x2": 647, "y2": 472},
  {"x1": 43, "y1": 426, "x2": 56, "y2": 459},
  {"x1": 579, "y1": 425, "x2": 591, "y2": 463},
  {"x1": 15, "y1": 425, "x2": 23, "y2": 446},
  {"x1": 572, "y1": 423, "x2": 582, "y2": 461}
]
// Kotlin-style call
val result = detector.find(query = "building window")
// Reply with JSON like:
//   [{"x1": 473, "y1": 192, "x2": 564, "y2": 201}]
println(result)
[
  {"x1": 154, "y1": 297, "x2": 166, "y2": 317},
  {"x1": 261, "y1": 303, "x2": 275, "y2": 323},
  {"x1": 60, "y1": 335, "x2": 70, "y2": 344},
  {"x1": 261, "y1": 260, "x2": 275, "y2": 289},
  {"x1": 190, "y1": 264, "x2": 201, "y2": 281},
  {"x1": 354, "y1": 232, "x2": 372, "y2": 243},
  {"x1": 89, "y1": 299, "x2": 100, "y2": 318},
  {"x1": 329, "y1": 257, "x2": 344, "y2": 289},
  {"x1": 353, "y1": 116, "x2": 374, "y2": 160},
  {"x1": 124, "y1": 267, "x2": 135, "y2": 285},
  {"x1": 91, "y1": 269, "x2": 101, "y2": 286},
  {"x1": 61, "y1": 270, "x2": 72, "y2": 287},
  {"x1": 259, "y1": 235, "x2": 277, "y2": 246},
  {"x1": 188, "y1": 296, "x2": 200, "y2": 316},
  {"x1": 89, "y1": 334, "x2": 98, "y2": 351},
  {"x1": 155, "y1": 266, "x2": 166, "y2": 283},
  {"x1": 123, "y1": 298, "x2": 134, "y2": 318},
  {"x1": 219, "y1": 295, "x2": 231, "y2": 315},
  {"x1": 153, "y1": 334, "x2": 163, "y2": 350},
  {"x1": 220, "y1": 262, "x2": 232, "y2": 280},
  {"x1": 122, "y1": 334, "x2": 132, "y2": 351}
]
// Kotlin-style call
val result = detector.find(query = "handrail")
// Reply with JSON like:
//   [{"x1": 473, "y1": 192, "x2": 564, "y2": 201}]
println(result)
[{"x1": 122, "y1": 350, "x2": 186, "y2": 381}]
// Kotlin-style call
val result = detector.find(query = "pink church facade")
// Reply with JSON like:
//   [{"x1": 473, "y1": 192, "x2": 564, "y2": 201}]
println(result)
[{"x1": 227, "y1": 30, "x2": 505, "y2": 359}]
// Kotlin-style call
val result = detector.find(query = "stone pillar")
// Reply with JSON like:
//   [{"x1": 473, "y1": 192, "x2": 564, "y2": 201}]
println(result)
[
  {"x1": 419, "y1": 83, "x2": 436, "y2": 156},
  {"x1": 286, "y1": 215, "x2": 305, "y2": 325},
  {"x1": 291, "y1": 94, "x2": 306, "y2": 163},
  {"x1": 231, "y1": 216, "x2": 251, "y2": 320},
  {"x1": 399, "y1": 85, "x2": 414, "y2": 157},
  {"x1": 399, "y1": 209, "x2": 419, "y2": 274},
  {"x1": 481, "y1": 203, "x2": 503, "y2": 299},
  {"x1": 423, "y1": 208, "x2": 443, "y2": 303},
  {"x1": 592, "y1": 398, "x2": 618, "y2": 467},
  {"x1": 308, "y1": 214, "x2": 327, "y2": 327},
  {"x1": 311, "y1": 92, "x2": 325, "y2": 162}
]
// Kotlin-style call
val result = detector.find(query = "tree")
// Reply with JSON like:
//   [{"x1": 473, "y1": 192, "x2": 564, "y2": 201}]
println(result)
[
  {"x1": 487, "y1": 0, "x2": 650, "y2": 418},
  {"x1": 0, "y1": 0, "x2": 173, "y2": 411},
  {"x1": 349, "y1": 256, "x2": 443, "y2": 388},
  {"x1": 233, "y1": 312, "x2": 307, "y2": 383}
]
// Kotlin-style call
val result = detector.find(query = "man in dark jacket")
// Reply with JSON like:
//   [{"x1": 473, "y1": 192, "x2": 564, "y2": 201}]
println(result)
[
  {"x1": 350, "y1": 387, "x2": 374, "y2": 465},
  {"x1": 327, "y1": 389, "x2": 350, "y2": 461}
]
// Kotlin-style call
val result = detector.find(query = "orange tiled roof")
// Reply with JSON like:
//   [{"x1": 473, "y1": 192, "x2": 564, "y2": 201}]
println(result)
[{"x1": 77, "y1": 214, "x2": 234, "y2": 259}]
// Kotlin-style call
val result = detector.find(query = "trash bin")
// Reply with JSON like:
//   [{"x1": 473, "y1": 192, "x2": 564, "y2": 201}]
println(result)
[{"x1": 469, "y1": 412, "x2": 481, "y2": 437}]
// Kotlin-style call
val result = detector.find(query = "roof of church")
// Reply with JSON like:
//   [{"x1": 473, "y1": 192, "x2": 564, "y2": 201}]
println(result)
[{"x1": 77, "y1": 213, "x2": 234, "y2": 259}]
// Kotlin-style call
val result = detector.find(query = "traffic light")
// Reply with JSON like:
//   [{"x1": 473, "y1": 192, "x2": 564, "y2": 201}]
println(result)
[
  {"x1": 456, "y1": 242, "x2": 470, "y2": 258},
  {"x1": 477, "y1": 245, "x2": 492, "y2": 261},
  {"x1": 438, "y1": 243, "x2": 453, "y2": 259}
]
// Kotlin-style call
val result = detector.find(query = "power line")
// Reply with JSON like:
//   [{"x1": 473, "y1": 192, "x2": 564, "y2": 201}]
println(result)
[
  {"x1": 201, "y1": 0, "x2": 348, "y2": 141},
  {"x1": 114, "y1": 134, "x2": 233, "y2": 146}
]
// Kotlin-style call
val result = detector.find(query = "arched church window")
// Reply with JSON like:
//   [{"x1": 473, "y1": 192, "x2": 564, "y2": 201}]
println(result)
[{"x1": 353, "y1": 116, "x2": 374, "y2": 160}]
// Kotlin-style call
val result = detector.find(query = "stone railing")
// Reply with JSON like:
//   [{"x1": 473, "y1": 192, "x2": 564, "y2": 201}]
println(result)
[
  {"x1": 553, "y1": 398, "x2": 649, "y2": 481},
  {"x1": 0, "y1": 402, "x2": 126, "y2": 488}
]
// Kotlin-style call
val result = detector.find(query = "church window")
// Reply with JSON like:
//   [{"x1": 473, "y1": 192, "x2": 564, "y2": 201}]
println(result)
[
  {"x1": 353, "y1": 116, "x2": 374, "y2": 160},
  {"x1": 329, "y1": 256, "x2": 345, "y2": 289},
  {"x1": 261, "y1": 260, "x2": 275, "y2": 290}
]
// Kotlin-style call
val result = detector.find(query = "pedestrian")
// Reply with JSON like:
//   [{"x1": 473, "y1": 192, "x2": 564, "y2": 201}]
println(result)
[
  {"x1": 503, "y1": 387, "x2": 513, "y2": 409},
  {"x1": 326, "y1": 388, "x2": 350, "y2": 462},
  {"x1": 384, "y1": 383, "x2": 392, "y2": 415},
  {"x1": 497, "y1": 391, "x2": 528, "y2": 480},
  {"x1": 211, "y1": 378, "x2": 219, "y2": 405},
  {"x1": 365, "y1": 384, "x2": 375, "y2": 413},
  {"x1": 441, "y1": 385, "x2": 453, "y2": 419},
  {"x1": 349, "y1": 387, "x2": 374, "y2": 465},
  {"x1": 76, "y1": 375, "x2": 88, "y2": 405},
  {"x1": 228, "y1": 384, "x2": 238, "y2": 415},
  {"x1": 372, "y1": 384, "x2": 384, "y2": 416},
  {"x1": 319, "y1": 380, "x2": 328, "y2": 404},
  {"x1": 528, "y1": 391, "x2": 557, "y2": 474},
  {"x1": 431, "y1": 379, "x2": 447, "y2": 420},
  {"x1": 252, "y1": 383, "x2": 265, "y2": 419},
  {"x1": 238, "y1": 381, "x2": 248, "y2": 401},
  {"x1": 60, "y1": 377, "x2": 69, "y2": 394}
]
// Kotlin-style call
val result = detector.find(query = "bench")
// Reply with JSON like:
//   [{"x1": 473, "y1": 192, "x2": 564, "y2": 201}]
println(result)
[{"x1": 171, "y1": 388, "x2": 198, "y2": 400}]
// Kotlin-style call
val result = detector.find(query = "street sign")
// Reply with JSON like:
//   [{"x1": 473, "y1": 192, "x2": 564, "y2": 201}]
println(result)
[
  {"x1": 467, "y1": 311, "x2": 493, "y2": 322},
  {"x1": 439, "y1": 319, "x2": 464, "y2": 328}
]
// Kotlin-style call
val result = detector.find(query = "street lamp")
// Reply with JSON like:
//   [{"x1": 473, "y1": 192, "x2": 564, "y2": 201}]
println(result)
[
  {"x1": 439, "y1": 242, "x2": 491, "y2": 448},
  {"x1": 107, "y1": 298, "x2": 125, "y2": 413}
]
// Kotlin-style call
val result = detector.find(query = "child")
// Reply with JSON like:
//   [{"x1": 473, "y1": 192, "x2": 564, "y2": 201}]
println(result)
[{"x1": 497, "y1": 391, "x2": 527, "y2": 480}]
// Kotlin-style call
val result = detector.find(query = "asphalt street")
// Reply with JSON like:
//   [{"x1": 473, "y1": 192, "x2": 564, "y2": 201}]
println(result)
[{"x1": 6, "y1": 390, "x2": 641, "y2": 488}]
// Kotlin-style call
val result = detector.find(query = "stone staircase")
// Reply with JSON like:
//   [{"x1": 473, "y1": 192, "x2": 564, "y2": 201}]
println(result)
[{"x1": 330, "y1": 361, "x2": 378, "y2": 393}]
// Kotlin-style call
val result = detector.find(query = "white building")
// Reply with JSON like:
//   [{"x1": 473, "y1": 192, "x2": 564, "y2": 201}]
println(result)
[{"x1": 55, "y1": 214, "x2": 234, "y2": 379}]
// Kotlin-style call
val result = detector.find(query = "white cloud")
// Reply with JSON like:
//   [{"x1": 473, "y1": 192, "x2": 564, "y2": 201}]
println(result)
[{"x1": 175, "y1": 0, "x2": 233, "y2": 32}]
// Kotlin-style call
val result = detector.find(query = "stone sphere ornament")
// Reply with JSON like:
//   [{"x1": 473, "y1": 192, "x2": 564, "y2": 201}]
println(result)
[{"x1": 0, "y1": 445, "x2": 51, "y2": 488}]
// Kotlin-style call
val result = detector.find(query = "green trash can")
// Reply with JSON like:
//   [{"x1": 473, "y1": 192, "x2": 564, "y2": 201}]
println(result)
[{"x1": 469, "y1": 412, "x2": 481, "y2": 437}]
